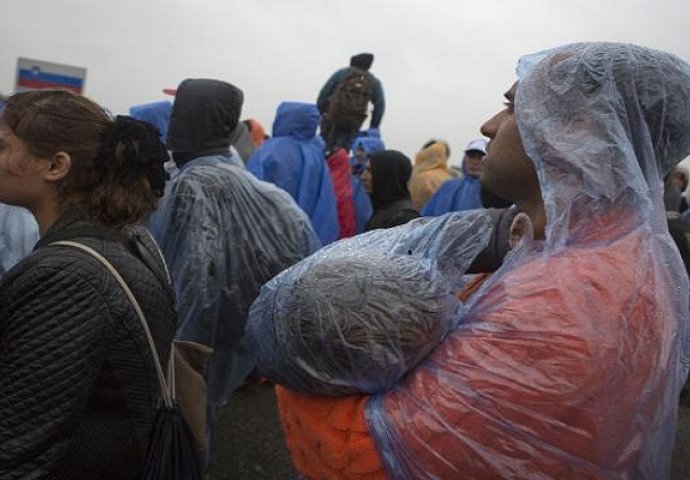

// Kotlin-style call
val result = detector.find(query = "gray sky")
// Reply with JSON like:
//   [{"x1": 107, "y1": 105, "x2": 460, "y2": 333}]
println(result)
[{"x1": 2, "y1": 0, "x2": 690, "y2": 164}]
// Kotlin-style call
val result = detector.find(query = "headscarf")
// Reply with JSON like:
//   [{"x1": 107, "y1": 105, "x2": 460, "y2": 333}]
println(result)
[
  {"x1": 351, "y1": 130, "x2": 385, "y2": 176},
  {"x1": 369, "y1": 150, "x2": 413, "y2": 208}
]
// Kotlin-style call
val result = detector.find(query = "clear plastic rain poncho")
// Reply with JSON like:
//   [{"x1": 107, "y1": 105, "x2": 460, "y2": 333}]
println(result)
[
  {"x1": 149, "y1": 154, "x2": 320, "y2": 405},
  {"x1": 362, "y1": 43, "x2": 690, "y2": 479},
  {"x1": 246, "y1": 211, "x2": 494, "y2": 396},
  {"x1": 0, "y1": 204, "x2": 39, "y2": 277}
]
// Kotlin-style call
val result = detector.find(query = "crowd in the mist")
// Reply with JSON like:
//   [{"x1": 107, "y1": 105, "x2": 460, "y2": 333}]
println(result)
[{"x1": 0, "y1": 43, "x2": 689, "y2": 480}]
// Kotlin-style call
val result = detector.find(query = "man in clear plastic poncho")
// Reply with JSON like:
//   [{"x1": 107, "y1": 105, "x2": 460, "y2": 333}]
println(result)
[
  {"x1": 269, "y1": 43, "x2": 690, "y2": 479},
  {"x1": 0, "y1": 204, "x2": 39, "y2": 277},
  {"x1": 148, "y1": 79, "x2": 320, "y2": 452}
]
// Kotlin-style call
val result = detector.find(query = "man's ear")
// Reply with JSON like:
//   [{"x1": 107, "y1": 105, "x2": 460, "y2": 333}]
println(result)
[{"x1": 43, "y1": 151, "x2": 71, "y2": 182}]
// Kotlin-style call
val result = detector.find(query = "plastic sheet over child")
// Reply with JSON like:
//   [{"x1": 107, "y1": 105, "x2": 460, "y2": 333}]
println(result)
[{"x1": 246, "y1": 212, "x2": 493, "y2": 395}]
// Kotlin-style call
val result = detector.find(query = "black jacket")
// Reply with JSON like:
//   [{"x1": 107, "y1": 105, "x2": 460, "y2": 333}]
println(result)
[
  {"x1": 0, "y1": 210, "x2": 176, "y2": 480},
  {"x1": 365, "y1": 199, "x2": 419, "y2": 231},
  {"x1": 365, "y1": 150, "x2": 419, "y2": 231}
]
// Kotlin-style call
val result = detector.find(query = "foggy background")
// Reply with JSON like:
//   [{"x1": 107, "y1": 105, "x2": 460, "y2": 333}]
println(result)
[{"x1": 2, "y1": 0, "x2": 689, "y2": 164}]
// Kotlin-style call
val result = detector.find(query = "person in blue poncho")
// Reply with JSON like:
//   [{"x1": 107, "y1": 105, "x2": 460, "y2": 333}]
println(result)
[
  {"x1": 351, "y1": 130, "x2": 385, "y2": 233},
  {"x1": 148, "y1": 80, "x2": 320, "y2": 462},
  {"x1": 422, "y1": 138, "x2": 487, "y2": 216},
  {"x1": 247, "y1": 102, "x2": 339, "y2": 245},
  {"x1": 128, "y1": 100, "x2": 172, "y2": 144}
]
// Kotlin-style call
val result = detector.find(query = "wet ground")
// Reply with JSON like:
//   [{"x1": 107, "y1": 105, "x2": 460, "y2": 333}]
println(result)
[{"x1": 206, "y1": 383, "x2": 690, "y2": 480}]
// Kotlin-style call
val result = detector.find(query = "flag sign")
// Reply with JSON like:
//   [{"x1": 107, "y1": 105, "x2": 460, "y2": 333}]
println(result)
[{"x1": 15, "y1": 57, "x2": 86, "y2": 94}]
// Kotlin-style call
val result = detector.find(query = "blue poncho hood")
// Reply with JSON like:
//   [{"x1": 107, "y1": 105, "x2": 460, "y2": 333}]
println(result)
[{"x1": 272, "y1": 102, "x2": 320, "y2": 140}]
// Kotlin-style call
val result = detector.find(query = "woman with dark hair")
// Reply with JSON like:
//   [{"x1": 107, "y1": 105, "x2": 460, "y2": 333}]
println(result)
[
  {"x1": 0, "y1": 89, "x2": 176, "y2": 479},
  {"x1": 360, "y1": 150, "x2": 419, "y2": 231}
]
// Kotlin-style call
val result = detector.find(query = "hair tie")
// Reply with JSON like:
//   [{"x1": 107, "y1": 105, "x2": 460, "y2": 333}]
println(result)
[{"x1": 100, "y1": 115, "x2": 169, "y2": 196}]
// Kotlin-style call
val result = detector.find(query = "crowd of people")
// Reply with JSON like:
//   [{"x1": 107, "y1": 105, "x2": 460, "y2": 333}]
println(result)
[{"x1": 0, "y1": 43, "x2": 689, "y2": 480}]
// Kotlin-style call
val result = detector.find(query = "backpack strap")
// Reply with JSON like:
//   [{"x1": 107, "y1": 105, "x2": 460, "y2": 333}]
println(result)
[{"x1": 51, "y1": 240, "x2": 174, "y2": 408}]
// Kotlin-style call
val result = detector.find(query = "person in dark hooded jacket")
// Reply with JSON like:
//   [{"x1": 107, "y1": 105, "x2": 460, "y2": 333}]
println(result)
[
  {"x1": 148, "y1": 80, "x2": 320, "y2": 461},
  {"x1": 247, "y1": 102, "x2": 339, "y2": 245},
  {"x1": 361, "y1": 150, "x2": 419, "y2": 231}
]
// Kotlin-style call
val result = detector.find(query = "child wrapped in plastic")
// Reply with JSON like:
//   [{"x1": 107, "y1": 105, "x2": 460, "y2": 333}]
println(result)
[{"x1": 246, "y1": 211, "x2": 494, "y2": 395}]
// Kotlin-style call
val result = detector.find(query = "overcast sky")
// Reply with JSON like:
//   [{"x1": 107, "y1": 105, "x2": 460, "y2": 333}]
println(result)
[{"x1": 2, "y1": 0, "x2": 690, "y2": 164}]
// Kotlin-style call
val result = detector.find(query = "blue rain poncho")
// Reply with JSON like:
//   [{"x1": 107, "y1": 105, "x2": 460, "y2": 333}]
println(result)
[
  {"x1": 246, "y1": 212, "x2": 493, "y2": 396},
  {"x1": 128, "y1": 101, "x2": 172, "y2": 144},
  {"x1": 352, "y1": 179, "x2": 372, "y2": 234},
  {"x1": 421, "y1": 162, "x2": 483, "y2": 216},
  {"x1": 149, "y1": 154, "x2": 320, "y2": 405},
  {"x1": 0, "y1": 204, "x2": 39, "y2": 277},
  {"x1": 363, "y1": 43, "x2": 690, "y2": 479},
  {"x1": 247, "y1": 102, "x2": 339, "y2": 245},
  {"x1": 351, "y1": 130, "x2": 385, "y2": 176}
]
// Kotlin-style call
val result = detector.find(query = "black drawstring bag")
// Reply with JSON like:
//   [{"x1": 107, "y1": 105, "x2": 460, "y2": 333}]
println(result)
[
  {"x1": 51, "y1": 240, "x2": 202, "y2": 480},
  {"x1": 140, "y1": 406, "x2": 201, "y2": 480}
]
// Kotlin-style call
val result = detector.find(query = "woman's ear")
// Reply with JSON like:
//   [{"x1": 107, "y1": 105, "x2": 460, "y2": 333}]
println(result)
[{"x1": 43, "y1": 151, "x2": 71, "y2": 182}]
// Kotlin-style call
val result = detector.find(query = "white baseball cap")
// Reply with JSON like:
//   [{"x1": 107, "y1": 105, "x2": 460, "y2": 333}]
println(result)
[{"x1": 464, "y1": 138, "x2": 488, "y2": 154}]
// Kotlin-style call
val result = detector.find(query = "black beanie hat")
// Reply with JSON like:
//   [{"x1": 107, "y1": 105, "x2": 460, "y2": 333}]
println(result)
[{"x1": 350, "y1": 53, "x2": 374, "y2": 71}]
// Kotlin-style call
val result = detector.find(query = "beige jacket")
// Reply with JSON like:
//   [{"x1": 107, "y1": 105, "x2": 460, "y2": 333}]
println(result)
[{"x1": 409, "y1": 142, "x2": 452, "y2": 210}]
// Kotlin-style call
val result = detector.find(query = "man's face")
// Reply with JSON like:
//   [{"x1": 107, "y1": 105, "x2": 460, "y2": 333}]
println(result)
[
  {"x1": 479, "y1": 82, "x2": 540, "y2": 203},
  {"x1": 463, "y1": 151, "x2": 485, "y2": 178}
]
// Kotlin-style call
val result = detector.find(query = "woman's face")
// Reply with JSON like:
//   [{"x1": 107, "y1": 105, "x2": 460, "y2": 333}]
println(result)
[
  {"x1": 361, "y1": 162, "x2": 373, "y2": 193},
  {"x1": 0, "y1": 123, "x2": 50, "y2": 208}
]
